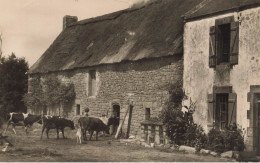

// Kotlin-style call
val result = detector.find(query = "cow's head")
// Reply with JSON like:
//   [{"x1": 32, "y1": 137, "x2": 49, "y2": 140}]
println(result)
[
  {"x1": 104, "y1": 126, "x2": 110, "y2": 135},
  {"x1": 108, "y1": 116, "x2": 119, "y2": 126},
  {"x1": 107, "y1": 117, "x2": 115, "y2": 126},
  {"x1": 69, "y1": 120, "x2": 75, "y2": 130}
]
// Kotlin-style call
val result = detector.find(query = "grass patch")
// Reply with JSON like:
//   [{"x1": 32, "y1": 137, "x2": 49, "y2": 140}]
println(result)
[{"x1": 6, "y1": 147, "x2": 62, "y2": 157}]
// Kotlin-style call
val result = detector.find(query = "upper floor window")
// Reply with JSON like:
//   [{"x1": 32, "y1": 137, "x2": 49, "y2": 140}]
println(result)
[
  {"x1": 218, "y1": 23, "x2": 231, "y2": 63},
  {"x1": 209, "y1": 16, "x2": 239, "y2": 68},
  {"x1": 88, "y1": 70, "x2": 96, "y2": 96}
]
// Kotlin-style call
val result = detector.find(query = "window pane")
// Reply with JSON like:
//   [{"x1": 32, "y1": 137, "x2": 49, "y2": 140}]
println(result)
[
  {"x1": 216, "y1": 94, "x2": 228, "y2": 130},
  {"x1": 218, "y1": 23, "x2": 230, "y2": 63}
]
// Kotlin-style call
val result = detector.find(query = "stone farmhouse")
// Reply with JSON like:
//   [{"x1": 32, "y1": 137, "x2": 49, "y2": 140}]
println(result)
[
  {"x1": 28, "y1": 0, "x2": 202, "y2": 139},
  {"x1": 183, "y1": 0, "x2": 260, "y2": 154}
]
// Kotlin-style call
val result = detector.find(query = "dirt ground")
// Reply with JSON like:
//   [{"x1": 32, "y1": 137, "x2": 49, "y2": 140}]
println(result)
[{"x1": 0, "y1": 124, "x2": 234, "y2": 162}]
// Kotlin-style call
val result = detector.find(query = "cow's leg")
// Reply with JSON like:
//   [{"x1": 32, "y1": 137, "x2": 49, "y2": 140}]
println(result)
[
  {"x1": 82, "y1": 129, "x2": 87, "y2": 141},
  {"x1": 11, "y1": 123, "x2": 17, "y2": 135},
  {"x1": 61, "y1": 129, "x2": 65, "y2": 139},
  {"x1": 46, "y1": 128, "x2": 50, "y2": 139},
  {"x1": 41, "y1": 125, "x2": 46, "y2": 139},
  {"x1": 82, "y1": 129, "x2": 85, "y2": 140},
  {"x1": 25, "y1": 125, "x2": 30, "y2": 135},
  {"x1": 79, "y1": 135, "x2": 82, "y2": 144},
  {"x1": 25, "y1": 126, "x2": 28, "y2": 135},
  {"x1": 96, "y1": 131, "x2": 99, "y2": 141},
  {"x1": 89, "y1": 130, "x2": 94, "y2": 141},
  {"x1": 84, "y1": 129, "x2": 87, "y2": 141},
  {"x1": 56, "y1": 129, "x2": 60, "y2": 139}
]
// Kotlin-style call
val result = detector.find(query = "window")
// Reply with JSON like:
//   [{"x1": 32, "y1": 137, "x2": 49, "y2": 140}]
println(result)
[
  {"x1": 207, "y1": 91, "x2": 237, "y2": 131},
  {"x1": 76, "y1": 104, "x2": 80, "y2": 115},
  {"x1": 218, "y1": 24, "x2": 230, "y2": 63},
  {"x1": 145, "y1": 108, "x2": 150, "y2": 120},
  {"x1": 88, "y1": 70, "x2": 96, "y2": 96},
  {"x1": 209, "y1": 16, "x2": 239, "y2": 67}
]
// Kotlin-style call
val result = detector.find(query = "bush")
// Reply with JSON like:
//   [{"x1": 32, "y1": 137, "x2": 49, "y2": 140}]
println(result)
[
  {"x1": 159, "y1": 81, "x2": 245, "y2": 152},
  {"x1": 160, "y1": 102, "x2": 187, "y2": 145},
  {"x1": 207, "y1": 124, "x2": 245, "y2": 153},
  {"x1": 207, "y1": 129, "x2": 225, "y2": 153},
  {"x1": 184, "y1": 124, "x2": 208, "y2": 151},
  {"x1": 159, "y1": 81, "x2": 207, "y2": 147},
  {"x1": 159, "y1": 81, "x2": 188, "y2": 145}
]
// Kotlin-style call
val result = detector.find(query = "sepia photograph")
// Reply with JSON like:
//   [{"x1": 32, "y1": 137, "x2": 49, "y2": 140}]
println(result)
[{"x1": 0, "y1": 0, "x2": 259, "y2": 162}]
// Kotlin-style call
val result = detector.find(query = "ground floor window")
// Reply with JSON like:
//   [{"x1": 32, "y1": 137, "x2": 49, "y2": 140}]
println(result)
[
  {"x1": 216, "y1": 94, "x2": 228, "y2": 130},
  {"x1": 207, "y1": 92, "x2": 236, "y2": 131}
]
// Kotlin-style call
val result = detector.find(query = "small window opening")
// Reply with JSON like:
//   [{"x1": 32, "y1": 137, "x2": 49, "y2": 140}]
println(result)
[
  {"x1": 145, "y1": 108, "x2": 150, "y2": 120},
  {"x1": 89, "y1": 70, "x2": 96, "y2": 96},
  {"x1": 76, "y1": 104, "x2": 80, "y2": 115}
]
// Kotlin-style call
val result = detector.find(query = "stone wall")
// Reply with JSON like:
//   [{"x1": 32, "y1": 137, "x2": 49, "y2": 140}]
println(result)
[
  {"x1": 183, "y1": 7, "x2": 260, "y2": 150},
  {"x1": 29, "y1": 55, "x2": 183, "y2": 137}
]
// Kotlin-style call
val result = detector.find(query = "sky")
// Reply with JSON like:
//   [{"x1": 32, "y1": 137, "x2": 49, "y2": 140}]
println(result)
[{"x1": 0, "y1": 0, "x2": 140, "y2": 66}]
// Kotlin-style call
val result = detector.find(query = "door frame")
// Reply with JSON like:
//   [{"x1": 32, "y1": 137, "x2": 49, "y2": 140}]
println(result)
[
  {"x1": 257, "y1": 101, "x2": 260, "y2": 155},
  {"x1": 247, "y1": 86, "x2": 260, "y2": 154}
]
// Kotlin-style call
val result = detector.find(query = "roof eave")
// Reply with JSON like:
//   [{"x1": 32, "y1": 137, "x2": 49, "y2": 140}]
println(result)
[
  {"x1": 183, "y1": 2, "x2": 260, "y2": 22},
  {"x1": 28, "y1": 53, "x2": 182, "y2": 75}
]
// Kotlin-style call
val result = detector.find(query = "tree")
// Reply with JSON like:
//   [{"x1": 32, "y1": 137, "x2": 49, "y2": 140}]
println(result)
[
  {"x1": 0, "y1": 53, "x2": 29, "y2": 119},
  {"x1": 23, "y1": 76, "x2": 75, "y2": 116}
]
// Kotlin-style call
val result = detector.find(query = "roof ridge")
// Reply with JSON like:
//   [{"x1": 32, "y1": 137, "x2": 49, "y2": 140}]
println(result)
[{"x1": 68, "y1": 0, "x2": 160, "y2": 27}]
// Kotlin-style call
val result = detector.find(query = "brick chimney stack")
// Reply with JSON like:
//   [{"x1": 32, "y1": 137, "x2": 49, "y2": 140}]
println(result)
[{"x1": 63, "y1": 15, "x2": 78, "y2": 30}]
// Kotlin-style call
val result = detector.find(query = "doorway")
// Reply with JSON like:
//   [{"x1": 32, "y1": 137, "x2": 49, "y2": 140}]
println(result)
[
  {"x1": 113, "y1": 105, "x2": 120, "y2": 119},
  {"x1": 126, "y1": 105, "x2": 133, "y2": 139},
  {"x1": 111, "y1": 104, "x2": 120, "y2": 135}
]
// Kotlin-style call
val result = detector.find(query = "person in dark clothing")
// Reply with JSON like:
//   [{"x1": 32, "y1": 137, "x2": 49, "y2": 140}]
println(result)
[{"x1": 84, "y1": 108, "x2": 89, "y2": 117}]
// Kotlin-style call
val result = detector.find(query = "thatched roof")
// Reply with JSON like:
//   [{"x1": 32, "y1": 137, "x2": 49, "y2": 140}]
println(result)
[
  {"x1": 29, "y1": 0, "x2": 203, "y2": 74},
  {"x1": 184, "y1": 0, "x2": 260, "y2": 21}
]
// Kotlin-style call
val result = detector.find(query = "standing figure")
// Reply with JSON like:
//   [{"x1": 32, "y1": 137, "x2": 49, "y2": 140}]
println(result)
[{"x1": 84, "y1": 108, "x2": 89, "y2": 117}]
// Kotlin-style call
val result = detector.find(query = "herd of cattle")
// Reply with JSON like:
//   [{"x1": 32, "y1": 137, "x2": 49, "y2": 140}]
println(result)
[{"x1": 2, "y1": 112, "x2": 119, "y2": 142}]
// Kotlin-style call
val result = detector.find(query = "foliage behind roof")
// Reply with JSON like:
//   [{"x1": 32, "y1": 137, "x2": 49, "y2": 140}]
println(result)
[{"x1": 29, "y1": 0, "x2": 202, "y2": 74}]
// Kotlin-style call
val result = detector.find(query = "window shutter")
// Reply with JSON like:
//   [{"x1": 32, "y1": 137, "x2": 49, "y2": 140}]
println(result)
[
  {"x1": 230, "y1": 22, "x2": 239, "y2": 65},
  {"x1": 209, "y1": 26, "x2": 216, "y2": 68},
  {"x1": 207, "y1": 94, "x2": 214, "y2": 131},
  {"x1": 228, "y1": 93, "x2": 237, "y2": 126}
]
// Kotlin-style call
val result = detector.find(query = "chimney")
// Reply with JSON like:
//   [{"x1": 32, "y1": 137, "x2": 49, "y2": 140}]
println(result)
[{"x1": 63, "y1": 15, "x2": 78, "y2": 30}]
